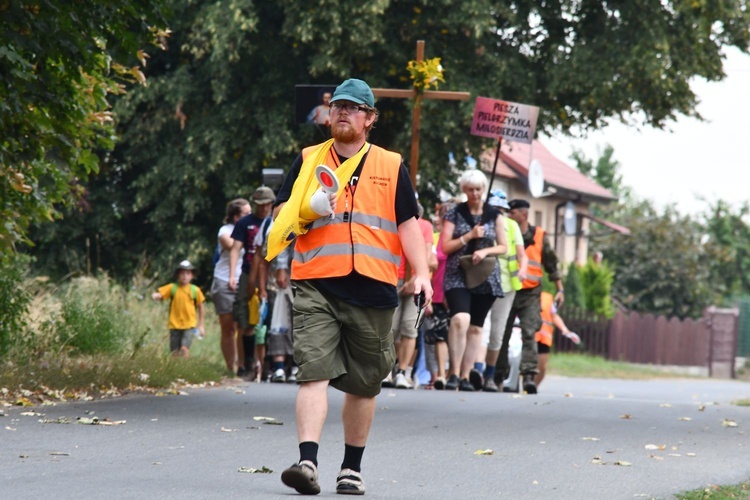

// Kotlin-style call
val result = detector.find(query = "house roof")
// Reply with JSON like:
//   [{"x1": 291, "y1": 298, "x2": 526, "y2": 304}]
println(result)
[{"x1": 480, "y1": 139, "x2": 617, "y2": 204}]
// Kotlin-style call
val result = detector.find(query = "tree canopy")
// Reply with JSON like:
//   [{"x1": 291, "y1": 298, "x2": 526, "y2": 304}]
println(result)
[
  {"x1": 19, "y1": 0, "x2": 750, "y2": 282},
  {"x1": 0, "y1": 1, "x2": 168, "y2": 249}
]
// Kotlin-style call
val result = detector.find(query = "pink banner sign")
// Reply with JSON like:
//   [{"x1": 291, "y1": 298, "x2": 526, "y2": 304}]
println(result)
[{"x1": 470, "y1": 96, "x2": 539, "y2": 144}]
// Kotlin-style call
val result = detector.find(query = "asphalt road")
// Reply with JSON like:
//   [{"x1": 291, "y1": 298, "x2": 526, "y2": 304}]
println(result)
[{"x1": 2, "y1": 376, "x2": 750, "y2": 499}]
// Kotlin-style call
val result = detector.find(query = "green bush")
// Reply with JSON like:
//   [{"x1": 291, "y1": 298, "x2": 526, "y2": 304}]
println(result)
[
  {"x1": 563, "y1": 263, "x2": 586, "y2": 310},
  {"x1": 56, "y1": 295, "x2": 124, "y2": 355},
  {"x1": 580, "y1": 258, "x2": 615, "y2": 318},
  {"x1": 0, "y1": 254, "x2": 32, "y2": 356}
]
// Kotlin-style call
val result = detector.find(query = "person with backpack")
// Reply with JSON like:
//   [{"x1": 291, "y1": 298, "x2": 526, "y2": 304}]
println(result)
[{"x1": 152, "y1": 260, "x2": 206, "y2": 358}]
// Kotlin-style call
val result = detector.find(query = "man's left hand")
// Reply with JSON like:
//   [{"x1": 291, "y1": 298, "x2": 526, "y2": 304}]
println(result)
[{"x1": 554, "y1": 290, "x2": 565, "y2": 308}]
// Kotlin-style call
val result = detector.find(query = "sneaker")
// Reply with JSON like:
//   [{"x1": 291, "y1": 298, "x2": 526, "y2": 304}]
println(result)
[
  {"x1": 444, "y1": 374, "x2": 459, "y2": 391},
  {"x1": 469, "y1": 369, "x2": 483, "y2": 391},
  {"x1": 381, "y1": 371, "x2": 394, "y2": 388},
  {"x1": 482, "y1": 377, "x2": 499, "y2": 393},
  {"x1": 394, "y1": 372, "x2": 412, "y2": 389},
  {"x1": 271, "y1": 368, "x2": 286, "y2": 383},
  {"x1": 522, "y1": 374, "x2": 538, "y2": 394},
  {"x1": 458, "y1": 378, "x2": 475, "y2": 392},
  {"x1": 336, "y1": 468, "x2": 365, "y2": 495},
  {"x1": 433, "y1": 377, "x2": 445, "y2": 390},
  {"x1": 281, "y1": 460, "x2": 320, "y2": 495},
  {"x1": 287, "y1": 366, "x2": 298, "y2": 384}
]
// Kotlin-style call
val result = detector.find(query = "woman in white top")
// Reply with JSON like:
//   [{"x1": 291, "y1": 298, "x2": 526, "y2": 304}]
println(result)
[{"x1": 212, "y1": 198, "x2": 251, "y2": 373}]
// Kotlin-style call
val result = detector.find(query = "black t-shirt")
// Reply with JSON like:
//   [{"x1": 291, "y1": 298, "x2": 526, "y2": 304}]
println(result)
[
  {"x1": 230, "y1": 212, "x2": 268, "y2": 274},
  {"x1": 276, "y1": 148, "x2": 418, "y2": 308}
]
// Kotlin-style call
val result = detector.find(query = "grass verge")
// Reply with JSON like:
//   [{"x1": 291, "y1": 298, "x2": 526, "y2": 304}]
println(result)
[
  {"x1": 0, "y1": 273, "x2": 229, "y2": 405},
  {"x1": 548, "y1": 352, "x2": 701, "y2": 379},
  {"x1": 675, "y1": 481, "x2": 750, "y2": 499}
]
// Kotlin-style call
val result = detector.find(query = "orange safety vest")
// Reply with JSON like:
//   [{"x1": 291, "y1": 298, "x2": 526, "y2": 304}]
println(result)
[
  {"x1": 522, "y1": 226, "x2": 545, "y2": 289},
  {"x1": 291, "y1": 144, "x2": 402, "y2": 286},
  {"x1": 535, "y1": 291, "x2": 555, "y2": 346}
]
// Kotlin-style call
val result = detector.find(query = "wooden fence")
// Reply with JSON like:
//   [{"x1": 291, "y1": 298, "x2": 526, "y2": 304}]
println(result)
[{"x1": 552, "y1": 306, "x2": 731, "y2": 370}]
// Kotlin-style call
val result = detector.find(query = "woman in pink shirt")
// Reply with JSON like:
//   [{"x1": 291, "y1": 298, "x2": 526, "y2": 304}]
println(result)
[{"x1": 426, "y1": 202, "x2": 454, "y2": 389}]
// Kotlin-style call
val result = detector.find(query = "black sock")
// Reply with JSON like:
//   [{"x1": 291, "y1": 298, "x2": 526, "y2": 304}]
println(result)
[
  {"x1": 242, "y1": 335, "x2": 255, "y2": 365},
  {"x1": 299, "y1": 441, "x2": 319, "y2": 466},
  {"x1": 341, "y1": 444, "x2": 365, "y2": 472}
]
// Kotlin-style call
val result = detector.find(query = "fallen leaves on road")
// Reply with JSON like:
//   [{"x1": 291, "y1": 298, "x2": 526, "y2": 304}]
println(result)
[
  {"x1": 614, "y1": 461, "x2": 632, "y2": 466},
  {"x1": 645, "y1": 444, "x2": 666, "y2": 451},
  {"x1": 722, "y1": 419, "x2": 738, "y2": 428},
  {"x1": 659, "y1": 403, "x2": 672, "y2": 408},
  {"x1": 582, "y1": 437, "x2": 600, "y2": 441},
  {"x1": 40, "y1": 417, "x2": 70, "y2": 424},
  {"x1": 49, "y1": 451, "x2": 69, "y2": 456},
  {"x1": 75, "y1": 416, "x2": 126, "y2": 426},
  {"x1": 20, "y1": 411, "x2": 45, "y2": 417},
  {"x1": 238, "y1": 466, "x2": 273, "y2": 474},
  {"x1": 474, "y1": 449, "x2": 494, "y2": 455},
  {"x1": 678, "y1": 417, "x2": 692, "y2": 421},
  {"x1": 253, "y1": 416, "x2": 283, "y2": 425},
  {"x1": 221, "y1": 427, "x2": 237, "y2": 432},
  {"x1": 619, "y1": 414, "x2": 633, "y2": 419}
]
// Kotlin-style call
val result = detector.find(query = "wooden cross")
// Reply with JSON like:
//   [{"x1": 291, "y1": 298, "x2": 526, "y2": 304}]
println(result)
[{"x1": 371, "y1": 40, "x2": 471, "y2": 188}]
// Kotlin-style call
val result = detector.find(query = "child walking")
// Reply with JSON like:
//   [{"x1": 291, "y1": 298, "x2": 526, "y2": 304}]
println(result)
[{"x1": 152, "y1": 260, "x2": 206, "y2": 357}]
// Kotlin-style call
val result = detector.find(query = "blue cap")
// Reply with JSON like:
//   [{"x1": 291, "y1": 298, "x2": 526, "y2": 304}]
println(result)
[
  {"x1": 488, "y1": 189, "x2": 510, "y2": 209},
  {"x1": 330, "y1": 78, "x2": 375, "y2": 108}
]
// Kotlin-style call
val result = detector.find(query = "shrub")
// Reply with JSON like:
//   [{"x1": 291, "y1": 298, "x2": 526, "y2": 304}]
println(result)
[
  {"x1": 0, "y1": 254, "x2": 32, "y2": 356},
  {"x1": 580, "y1": 258, "x2": 615, "y2": 318}
]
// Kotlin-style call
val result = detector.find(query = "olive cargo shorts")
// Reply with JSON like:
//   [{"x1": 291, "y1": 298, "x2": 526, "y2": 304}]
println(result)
[{"x1": 292, "y1": 280, "x2": 396, "y2": 397}]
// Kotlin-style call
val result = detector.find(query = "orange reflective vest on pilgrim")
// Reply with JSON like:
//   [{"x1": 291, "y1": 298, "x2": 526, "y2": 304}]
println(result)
[
  {"x1": 291, "y1": 144, "x2": 402, "y2": 286},
  {"x1": 535, "y1": 291, "x2": 555, "y2": 346},
  {"x1": 522, "y1": 226, "x2": 545, "y2": 289}
]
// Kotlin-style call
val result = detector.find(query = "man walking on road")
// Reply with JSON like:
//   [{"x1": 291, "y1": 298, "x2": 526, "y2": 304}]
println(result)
[
  {"x1": 268, "y1": 78, "x2": 433, "y2": 496},
  {"x1": 496, "y1": 199, "x2": 563, "y2": 394}
]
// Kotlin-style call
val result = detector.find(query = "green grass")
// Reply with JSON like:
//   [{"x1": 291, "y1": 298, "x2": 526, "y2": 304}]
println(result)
[
  {"x1": 675, "y1": 481, "x2": 750, "y2": 499},
  {"x1": 548, "y1": 352, "x2": 700, "y2": 379},
  {"x1": 0, "y1": 274, "x2": 228, "y2": 403}
]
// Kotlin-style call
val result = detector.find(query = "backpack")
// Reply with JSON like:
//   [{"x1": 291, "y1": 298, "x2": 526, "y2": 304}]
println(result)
[
  {"x1": 212, "y1": 243, "x2": 221, "y2": 266},
  {"x1": 170, "y1": 283, "x2": 198, "y2": 317}
]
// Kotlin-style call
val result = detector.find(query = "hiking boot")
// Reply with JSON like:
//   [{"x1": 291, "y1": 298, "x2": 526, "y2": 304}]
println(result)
[
  {"x1": 336, "y1": 468, "x2": 365, "y2": 495},
  {"x1": 482, "y1": 377, "x2": 499, "y2": 392},
  {"x1": 271, "y1": 368, "x2": 286, "y2": 383},
  {"x1": 394, "y1": 372, "x2": 412, "y2": 389},
  {"x1": 522, "y1": 374, "x2": 537, "y2": 395},
  {"x1": 469, "y1": 369, "x2": 483, "y2": 391},
  {"x1": 281, "y1": 460, "x2": 320, "y2": 495},
  {"x1": 458, "y1": 378, "x2": 475, "y2": 392},
  {"x1": 444, "y1": 374, "x2": 459, "y2": 391}
]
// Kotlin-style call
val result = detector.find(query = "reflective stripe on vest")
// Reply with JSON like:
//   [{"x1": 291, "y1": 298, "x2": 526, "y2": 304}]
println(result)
[
  {"x1": 291, "y1": 144, "x2": 402, "y2": 285},
  {"x1": 522, "y1": 226, "x2": 545, "y2": 289},
  {"x1": 504, "y1": 217, "x2": 523, "y2": 291},
  {"x1": 535, "y1": 291, "x2": 555, "y2": 346}
]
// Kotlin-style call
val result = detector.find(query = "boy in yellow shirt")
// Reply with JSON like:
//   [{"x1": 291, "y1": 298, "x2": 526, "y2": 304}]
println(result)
[{"x1": 152, "y1": 260, "x2": 206, "y2": 358}]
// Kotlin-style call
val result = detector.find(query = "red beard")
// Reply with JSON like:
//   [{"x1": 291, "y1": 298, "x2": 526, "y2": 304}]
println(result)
[{"x1": 331, "y1": 121, "x2": 359, "y2": 144}]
